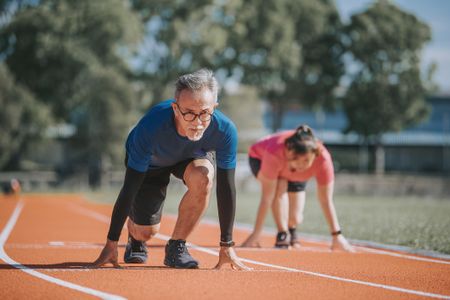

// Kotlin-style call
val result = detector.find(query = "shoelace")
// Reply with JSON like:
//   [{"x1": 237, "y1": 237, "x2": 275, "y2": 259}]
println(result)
[
  {"x1": 131, "y1": 240, "x2": 147, "y2": 253},
  {"x1": 175, "y1": 242, "x2": 187, "y2": 254}
]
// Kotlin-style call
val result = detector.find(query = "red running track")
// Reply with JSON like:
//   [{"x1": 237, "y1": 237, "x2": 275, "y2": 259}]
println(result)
[{"x1": 0, "y1": 194, "x2": 449, "y2": 299}]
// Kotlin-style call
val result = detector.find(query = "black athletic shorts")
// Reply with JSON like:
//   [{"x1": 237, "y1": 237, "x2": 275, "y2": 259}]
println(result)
[
  {"x1": 248, "y1": 156, "x2": 307, "y2": 192},
  {"x1": 125, "y1": 152, "x2": 215, "y2": 226}
]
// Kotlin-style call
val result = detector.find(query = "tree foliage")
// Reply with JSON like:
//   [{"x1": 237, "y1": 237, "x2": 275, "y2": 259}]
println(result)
[
  {"x1": 1, "y1": 0, "x2": 434, "y2": 178},
  {"x1": 129, "y1": 0, "x2": 232, "y2": 105},
  {"x1": 1, "y1": 0, "x2": 142, "y2": 119},
  {"x1": 343, "y1": 0, "x2": 432, "y2": 173},
  {"x1": 0, "y1": 63, "x2": 50, "y2": 169},
  {"x1": 131, "y1": 0, "x2": 344, "y2": 131},
  {"x1": 220, "y1": 0, "x2": 344, "y2": 131},
  {"x1": 1, "y1": 0, "x2": 143, "y2": 177},
  {"x1": 343, "y1": 0, "x2": 431, "y2": 138}
]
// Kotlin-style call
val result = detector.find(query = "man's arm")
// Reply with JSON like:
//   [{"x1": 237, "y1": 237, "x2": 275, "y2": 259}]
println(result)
[
  {"x1": 216, "y1": 167, "x2": 236, "y2": 243},
  {"x1": 215, "y1": 167, "x2": 252, "y2": 270},
  {"x1": 107, "y1": 167, "x2": 146, "y2": 241},
  {"x1": 92, "y1": 166, "x2": 145, "y2": 267}
]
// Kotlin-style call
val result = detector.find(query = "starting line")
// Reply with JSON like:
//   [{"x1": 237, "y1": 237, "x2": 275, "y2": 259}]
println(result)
[{"x1": 74, "y1": 204, "x2": 450, "y2": 300}]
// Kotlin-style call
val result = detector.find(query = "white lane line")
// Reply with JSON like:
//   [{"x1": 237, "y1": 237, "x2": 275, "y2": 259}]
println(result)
[
  {"x1": 356, "y1": 246, "x2": 450, "y2": 265},
  {"x1": 187, "y1": 217, "x2": 450, "y2": 265},
  {"x1": 230, "y1": 221, "x2": 450, "y2": 266},
  {"x1": 0, "y1": 200, "x2": 126, "y2": 300},
  {"x1": 237, "y1": 247, "x2": 331, "y2": 252},
  {"x1": 74, "y1": 206, "x2": 450, "y2": 300}
]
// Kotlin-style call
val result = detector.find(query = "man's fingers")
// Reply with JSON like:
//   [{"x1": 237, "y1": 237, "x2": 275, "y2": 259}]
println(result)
[
  {"x1": 91, "y1": 253, "x2": 121, "y2": 268},
  {"x1": 91, "y1": 257, "x2": 107, "y2": 268},
  {"x1": 91, "y1": 259, "x2": 122, "y2": 268},
  {"x1": 214, "y1": 260, "x2": 226, "y2": 270}
]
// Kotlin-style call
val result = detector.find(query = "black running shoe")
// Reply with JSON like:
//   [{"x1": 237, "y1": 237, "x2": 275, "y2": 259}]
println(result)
[
  {"x1": 275, "y1": 231, "x2": 290, "y2": 248},
  {"x1": 164, "y1": 239, "x2": 199, "y2": 269},
  {"x1": 124, "y1": 235, "x2": 148, "y2": 263},
  {"x1": 289, "y1": 227, "x2": 301, "y2": 248}
]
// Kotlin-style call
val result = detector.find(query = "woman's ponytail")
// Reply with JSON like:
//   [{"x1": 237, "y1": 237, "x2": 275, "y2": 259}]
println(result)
[{"x1": 285, "y1": 124, "x2": 319, "y2": 155}]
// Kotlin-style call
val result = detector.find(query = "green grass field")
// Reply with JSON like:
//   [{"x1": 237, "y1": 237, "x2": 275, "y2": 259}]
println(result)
[{"x1": 86, "y1": 185, "x2": 450, "y2": 255}]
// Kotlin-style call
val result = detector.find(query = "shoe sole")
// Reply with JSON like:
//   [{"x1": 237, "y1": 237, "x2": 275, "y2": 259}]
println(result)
[
  {"x1": 124, "y1": 256, "x2": 147, "y2": 264},
  {"x1": 163, "y1": 259, "x2": 198, "y2": 269}
]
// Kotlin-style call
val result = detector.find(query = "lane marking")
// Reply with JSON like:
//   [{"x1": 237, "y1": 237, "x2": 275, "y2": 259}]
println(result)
[
  {"x1": 230, "y1": 221, "x2": 450, "y2": 266},
  {"x1": 237, "y1": 247, "x2": 330, "y2": 252},
  {"x1": 0, "y1": 200, "x2": 126, "y2": 300},
  {"x1": 356, "y1": 246, "x2": 450, "y2": 265},
  {"x1": 74, "y1": 206, "x2": 450, "y2": 300},
  {"x1": 195, "y1": 217, "x2": 450, "y2": 265}
]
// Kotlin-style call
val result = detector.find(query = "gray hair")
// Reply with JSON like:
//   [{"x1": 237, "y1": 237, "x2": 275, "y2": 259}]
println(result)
[{"x1": 175, "y1": 68, "x2": 219, "y2": 100}]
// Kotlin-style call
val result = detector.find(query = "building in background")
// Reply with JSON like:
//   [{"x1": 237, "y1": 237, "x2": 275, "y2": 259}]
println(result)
[{"x1": 264, "y1": 95, "x2": 450, "y2": 174}]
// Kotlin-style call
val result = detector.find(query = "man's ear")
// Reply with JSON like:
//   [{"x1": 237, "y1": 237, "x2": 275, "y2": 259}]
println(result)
[{"x1": 171, "y1": 102, "x2": 178, "y2": 115}]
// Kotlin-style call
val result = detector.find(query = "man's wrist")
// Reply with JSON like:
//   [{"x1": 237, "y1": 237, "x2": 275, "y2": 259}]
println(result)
[{"x1": 220, "y1": 240, "x2": 235, "y2": 247}]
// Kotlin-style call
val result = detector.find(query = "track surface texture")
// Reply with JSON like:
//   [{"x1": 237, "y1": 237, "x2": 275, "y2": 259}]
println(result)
[{"x1": 1, "y1": 194, "x2": 449, "y2": 300}]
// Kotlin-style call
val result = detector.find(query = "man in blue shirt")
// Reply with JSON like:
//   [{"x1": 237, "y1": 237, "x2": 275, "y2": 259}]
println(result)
[{"x1": 92, "y1": 69, "x2": 250, "y2": 270}]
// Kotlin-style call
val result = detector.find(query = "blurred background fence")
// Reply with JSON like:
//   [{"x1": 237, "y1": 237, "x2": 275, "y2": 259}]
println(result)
[{"x1": 2, "y1": 154, "x2": 449, "y2": 198}]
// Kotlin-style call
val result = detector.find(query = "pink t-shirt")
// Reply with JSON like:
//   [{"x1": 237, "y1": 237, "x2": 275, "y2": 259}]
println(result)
[{"x1": 249, "y1": 130, "x2": 334, "y2": 185}]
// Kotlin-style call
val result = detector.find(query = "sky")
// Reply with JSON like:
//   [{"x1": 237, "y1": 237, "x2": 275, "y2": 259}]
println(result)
[{"x1": 335, "y1": 0, "x2": 450, "y2": 94}]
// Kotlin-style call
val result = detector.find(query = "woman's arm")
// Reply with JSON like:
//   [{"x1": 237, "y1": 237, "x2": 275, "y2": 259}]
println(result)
[
  {"x1": 317, "y1": 181, "x2": 340, "y2": 233},
  {"x1": 317, "y1": 181, "x2": 355, "y2": 252},
  {"x1": 241, "y1": 174, "x2": 277, "y2": 247}
]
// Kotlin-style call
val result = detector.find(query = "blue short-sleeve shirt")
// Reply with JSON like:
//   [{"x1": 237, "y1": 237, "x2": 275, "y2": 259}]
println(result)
[{"x1": 126, "y1": 99, "x2": 238, "y2": 172}]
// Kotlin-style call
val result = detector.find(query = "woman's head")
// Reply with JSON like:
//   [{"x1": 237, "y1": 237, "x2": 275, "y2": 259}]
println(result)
[{"x1": 284, "y1": 125, "x2": 319, "y2": 171}]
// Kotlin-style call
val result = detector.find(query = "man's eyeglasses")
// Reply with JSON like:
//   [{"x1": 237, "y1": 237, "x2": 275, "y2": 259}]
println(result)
[{"x1": 175, "y1": 102, "x2": 213, "y2": 122}]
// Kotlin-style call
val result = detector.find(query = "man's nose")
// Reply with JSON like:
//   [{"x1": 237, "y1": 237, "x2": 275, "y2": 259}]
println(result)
[{"x1": 193, "y1": 116, "x2": 202, "y2": 125}]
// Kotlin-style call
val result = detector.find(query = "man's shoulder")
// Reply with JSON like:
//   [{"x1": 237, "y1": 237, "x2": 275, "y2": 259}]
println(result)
[
  {"x1": 213, "y1": 110, "x2": 237, "y2": 134},
  {"x1": 139, "y1": 99, "x2": 174, "y2": 128},
  {"x1": 147, "y1": 99, "x2": 174, "y2": 115}
]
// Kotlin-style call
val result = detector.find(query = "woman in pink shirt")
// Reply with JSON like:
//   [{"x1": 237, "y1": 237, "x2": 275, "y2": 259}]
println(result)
[{"x1": 241, "y1": 125, "x2": 354, "y2": 251}]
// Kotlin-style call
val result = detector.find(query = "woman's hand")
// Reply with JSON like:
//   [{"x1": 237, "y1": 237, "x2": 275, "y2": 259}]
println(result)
[{"x1": 331, "y1": 235, "x2": 355, "y2": 252}]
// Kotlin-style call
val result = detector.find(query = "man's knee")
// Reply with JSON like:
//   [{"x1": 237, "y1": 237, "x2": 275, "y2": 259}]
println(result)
[
  {"x1": 128, "y1": 222, "x2": 160, "y2": 241},
  {"x1": 185, "y1": 164, "x2": 214, "y2": 195}
]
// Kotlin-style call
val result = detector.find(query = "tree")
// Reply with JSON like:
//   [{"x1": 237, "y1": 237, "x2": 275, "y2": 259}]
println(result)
[
  {"x1": 131, "y1": 0, "x2": 344, "y2": 127},
  {"x1": 1, "y1": 0, "x2": 142, "y2": 119},
  {"x1": 343, "y1": 0, "x2": 431, "y2": 174},
  {"x1": 222, "y1": 0, "x2": 344, "y2": 132},
  {"x1": 0, "y1": 63, "x2": 50, "y2": 170},
  {"x1": 1, "y1": 0, "x2": 143, "y2": 183},
  {"x1": 68, "y1": 66, "x2": 137, "y2": 186},
  {"x1": 130, "y1": 0, "x2": 232, "y2": 107}
]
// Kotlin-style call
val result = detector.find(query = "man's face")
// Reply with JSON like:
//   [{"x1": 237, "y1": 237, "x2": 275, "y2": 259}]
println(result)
[{"x1": 172, "y1": 87, "x2": 218, "y2": 141}]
